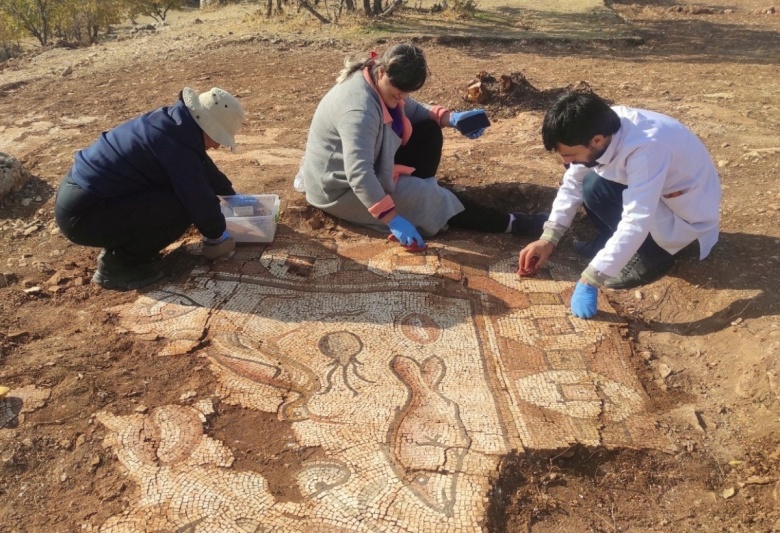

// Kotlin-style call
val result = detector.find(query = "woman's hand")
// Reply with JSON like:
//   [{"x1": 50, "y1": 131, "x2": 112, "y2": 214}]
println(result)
[
  {"x1": 388, "y1": 215, "x2": 425, "y2": 247},
  {"x1": 449, "y1": 109, "x2": 490, "y2": 139}
]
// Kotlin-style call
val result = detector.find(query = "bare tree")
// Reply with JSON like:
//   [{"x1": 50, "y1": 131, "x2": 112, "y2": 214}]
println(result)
[{"x1": 0, "y1": 0, "x2": 55, "y2": 45}]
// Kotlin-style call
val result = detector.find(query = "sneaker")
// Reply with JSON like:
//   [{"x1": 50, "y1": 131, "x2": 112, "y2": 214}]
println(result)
[
  {"x1": 604, "y1": 251, "x2": 675, "y2": 290},
  {"x1": 92, "y1": 252, "x2": 164, "y2": 291},
  {"x1": 511, "y1": 212, "x2": 549, "y2": 239},
  {"x1": 572, "y1": 235, "x2": 609, "y2": 260}
]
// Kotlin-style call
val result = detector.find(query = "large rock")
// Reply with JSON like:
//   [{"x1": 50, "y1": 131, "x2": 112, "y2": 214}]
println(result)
[{"x1": 0, "y1": 153, "x2": 31, "y2": 202}]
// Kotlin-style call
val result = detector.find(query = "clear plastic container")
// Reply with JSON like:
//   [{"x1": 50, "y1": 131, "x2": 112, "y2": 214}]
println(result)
[{"x1": 219, "y1": 194, "x2": 280, "y2": 243}]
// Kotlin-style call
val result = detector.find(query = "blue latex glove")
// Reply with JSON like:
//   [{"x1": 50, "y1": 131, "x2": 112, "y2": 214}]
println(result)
[
  {"x1": 203, "y1": 230, "x2": 230, "y2": 244},
  {"x1": 449, "y1": 109, "x2": 488, "y2": 139},
  {"x1": 388, "y1": 216, "x2": 425, "y2": 247},
  {"x1": 571, "y1": 282, "x2": 599, "y2": 319}
]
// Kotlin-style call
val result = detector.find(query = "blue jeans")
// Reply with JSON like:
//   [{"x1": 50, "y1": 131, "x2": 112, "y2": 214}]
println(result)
[{"x1": 582, "y1": 172, "x2": 669, "y2": 258}]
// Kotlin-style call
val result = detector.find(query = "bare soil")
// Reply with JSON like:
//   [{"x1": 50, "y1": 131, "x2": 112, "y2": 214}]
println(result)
[{"x1": 0, "y1": 1, "x2": 779, "y2": 532}]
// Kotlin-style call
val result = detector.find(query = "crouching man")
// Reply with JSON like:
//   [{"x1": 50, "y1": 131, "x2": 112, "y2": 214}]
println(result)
[
  {"x1": 519, "y1": 91, "x2": 721, "y2": 319},
  {"x1": 55, "y1": 86, "x2": 244, "y2": 290}
]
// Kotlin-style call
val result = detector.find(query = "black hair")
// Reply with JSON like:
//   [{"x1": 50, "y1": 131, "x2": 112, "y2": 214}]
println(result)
[
  {"x1": 337, "y1": 43, "x2": 429, "y2": 92},
  {"x1": 542, "y1": 91, "x2": 621, "y2": 151}
]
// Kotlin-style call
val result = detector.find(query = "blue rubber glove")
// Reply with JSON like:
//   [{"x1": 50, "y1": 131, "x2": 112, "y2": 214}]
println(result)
[
  {"x1": 449, "y1": 109, "x2": 488, "y2": 139},
  {"x1": 571, "y1": 282, "x2": 599, "y2": 319},
  {"x1": 387, "y1": 216, "x2": 425, "y2": 247},
  {"x1": 203, "y1": 230, "x2": 230, "y2": 245}
]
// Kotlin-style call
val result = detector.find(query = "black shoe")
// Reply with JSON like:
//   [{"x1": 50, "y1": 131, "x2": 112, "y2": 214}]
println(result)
[
  {"x1": 92, "y1": 252, "x2": 164, "y2": 291},
  {"x1": 572, "y1": 235, "x2": 609, "y2": 260},
  {"x1": 604, "y1": 251, "x2": 675, "y2": 290},
  {"x1": 511, "y1": 212, "x2": 549, "y2": 238}
]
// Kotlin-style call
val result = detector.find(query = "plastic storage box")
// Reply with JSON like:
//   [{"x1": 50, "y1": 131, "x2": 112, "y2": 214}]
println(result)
[{"x1": 219, "y1": 194, "x2": 280, "y2": 243}]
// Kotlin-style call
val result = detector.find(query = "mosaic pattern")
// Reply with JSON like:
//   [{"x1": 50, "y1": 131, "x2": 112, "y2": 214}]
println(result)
[{"x1": 102, "y1": 237, "x2": 671, "y2": 532}]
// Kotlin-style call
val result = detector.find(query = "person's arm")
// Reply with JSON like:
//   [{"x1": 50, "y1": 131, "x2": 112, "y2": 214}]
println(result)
[
  {"x1": 203, "y1": 153, "x2": 236, "y2": 196},
  {"x1": 517, "y1": 165, "x2": 586, "y2": 274},
  {"x1": 587, "y1": 145, "x2": 672, "y2": 280},
  {"x1": 544, "y1": 164, "x2": 590, "y2": 245},
  {"x1": 337, "y1": 109, "x2": 388, "y2": 208},
  {"x1": 338, "y1": 107, "x2": 424, "y2": 247},
  {"x1": 156, "y1": 140, "x2": 227, "y2": 240},
  {"x1": 403, "y1": 96, "x2": 446, "y2": 126}
]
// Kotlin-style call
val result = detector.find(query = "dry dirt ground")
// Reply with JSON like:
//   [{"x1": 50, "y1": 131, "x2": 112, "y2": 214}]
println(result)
[{"x1": 0, "y1": 1, "x2": 779, "y2": 532}]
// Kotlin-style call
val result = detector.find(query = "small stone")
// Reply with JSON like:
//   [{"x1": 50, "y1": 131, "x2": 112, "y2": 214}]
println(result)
[
  {"x1": 134, "y1": 405, "x2": 148, "y2": 414},
  {"x1": 22, "y1": 286, "x2": 42, "y2": 294},
  {"x1": 722, "y1": 487, "x2": 736, "y2": 499},
  {"x1": 195, "y1": 398, "x2": 215, "y2": 416},
  {"x1": 658, "y1": 362, "x2": 673, "y2": 378},
  {"x1": 179, "y1": 391, "x2": 197, "y2": 401},
  {"x1": 634, "y1": 290, "x2": 643, "y2": 300},
  {"x1": 742, "y1": 476, "x2": 772, "y2": 485},
  {"x1": 639, "y1": 350, "x2": 655, "y2": 361},
  {"x1": 718, "y1": 159, "x2": 729, "y2": 168}
]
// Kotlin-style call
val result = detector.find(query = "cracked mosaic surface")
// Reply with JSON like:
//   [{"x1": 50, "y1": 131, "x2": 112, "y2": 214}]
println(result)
[{"x1": 102, "y1": 238, "x2": 670, "y2": 532}]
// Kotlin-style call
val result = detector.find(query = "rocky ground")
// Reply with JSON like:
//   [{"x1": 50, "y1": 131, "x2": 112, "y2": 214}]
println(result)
[{"x1": 0, "y1": 1, "x2": 779, "y2": 531}]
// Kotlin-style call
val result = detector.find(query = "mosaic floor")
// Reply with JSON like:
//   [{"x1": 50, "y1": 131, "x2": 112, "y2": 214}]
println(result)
[{"x1": 100, "y1": 237, "x2": 670, "y2": 532}]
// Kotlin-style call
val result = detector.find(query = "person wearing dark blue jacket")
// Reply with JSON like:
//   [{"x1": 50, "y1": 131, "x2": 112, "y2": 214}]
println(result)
[{"x1": 55, "y1": 86, "x2": 245, "y2": 290}]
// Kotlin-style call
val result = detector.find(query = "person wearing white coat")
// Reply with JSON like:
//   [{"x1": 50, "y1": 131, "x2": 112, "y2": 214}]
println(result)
[{"x1": 519, "y1": 91, "x2": 721, "y2": 319}]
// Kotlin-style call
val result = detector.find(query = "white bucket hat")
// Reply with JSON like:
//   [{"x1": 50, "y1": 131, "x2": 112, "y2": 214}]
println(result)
[{"x1": 182, "y1": 87, "x2": 245, "y2": 152}]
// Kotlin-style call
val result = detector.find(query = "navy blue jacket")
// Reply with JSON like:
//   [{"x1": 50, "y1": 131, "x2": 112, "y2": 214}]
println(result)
[{"x1": 70, "y1": 99, "x2": 235, "y2": 239}]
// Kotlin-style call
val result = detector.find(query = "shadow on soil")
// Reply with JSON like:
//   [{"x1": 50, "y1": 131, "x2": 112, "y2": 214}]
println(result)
[
  {"x1": 642, "y1": 231, "x2": 780, "y2": 336},
  {"x1": 0, "y1": 175, "x2": 54, "y2": 221}
]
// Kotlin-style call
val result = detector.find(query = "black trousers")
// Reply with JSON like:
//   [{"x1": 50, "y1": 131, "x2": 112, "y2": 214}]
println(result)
[
  {"x1": 393, "y1": 119, "x2": 509, "y2": 233},
  {"x1": 54, "y1": 172, "x2": 191, "y2": 265}
]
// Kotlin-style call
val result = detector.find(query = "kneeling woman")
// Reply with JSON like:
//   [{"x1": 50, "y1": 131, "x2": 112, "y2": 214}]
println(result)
[{"x1": 299, "y1": 43, "x2": 546, "y2": 248}]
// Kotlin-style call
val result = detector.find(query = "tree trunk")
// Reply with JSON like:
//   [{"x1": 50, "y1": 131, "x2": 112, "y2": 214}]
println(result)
[
  {"x1": 380, "y1": 0, "x2": 404, "y2": 16},
  {"x1": 298, "y1": 0, "x2": 330, "y2": 22}
]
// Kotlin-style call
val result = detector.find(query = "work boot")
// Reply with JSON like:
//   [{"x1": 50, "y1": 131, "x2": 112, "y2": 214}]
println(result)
[
  {"x1": 92, "y1": 250, "x2": 164, "y2": 291},
  {"x1": 572, "y1": 234, "x2": 610, "y2": 260},
  {"x1": 511, "y1": 212, "x2": 549, "y2": 239},
  {"x1": 604, "y1": 250, "x2": 675, "y2": 290}
]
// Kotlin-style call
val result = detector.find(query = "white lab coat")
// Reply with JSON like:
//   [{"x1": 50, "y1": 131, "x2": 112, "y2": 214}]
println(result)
[{"x1": 548, "y1": 106, "x2": 722, "y2": 278}]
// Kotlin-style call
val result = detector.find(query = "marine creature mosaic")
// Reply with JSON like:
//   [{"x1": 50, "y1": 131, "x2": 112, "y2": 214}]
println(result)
[{"x1": 100, "y1": 237, "x2": 670, "y2": 532}]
